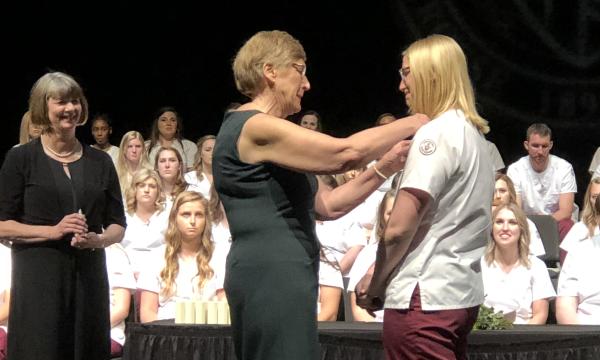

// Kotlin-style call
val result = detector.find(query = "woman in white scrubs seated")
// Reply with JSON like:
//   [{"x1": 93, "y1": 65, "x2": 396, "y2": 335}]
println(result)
[
  {"x1": 138, "y1": 191, "x2": 225, "y2": 322},
  {"x1": 481, "y1": 203, "x2": 556, "y2": 324},
  {"x1": 556, "y1": 195, "x2": 600, "y2": 324},
  {"x1": 121, "y1": 168, "x2": 168, "y2": 276}
]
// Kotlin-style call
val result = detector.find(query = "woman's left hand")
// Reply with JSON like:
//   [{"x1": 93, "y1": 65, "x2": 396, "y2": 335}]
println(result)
[{"x1": 71, "y1": 232, "x2": 104, "y2": 250}]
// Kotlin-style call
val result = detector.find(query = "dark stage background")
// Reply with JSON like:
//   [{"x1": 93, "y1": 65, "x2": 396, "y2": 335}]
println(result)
[{"x1": 4, "y1": 0, "x2": 599, "y2": 206}]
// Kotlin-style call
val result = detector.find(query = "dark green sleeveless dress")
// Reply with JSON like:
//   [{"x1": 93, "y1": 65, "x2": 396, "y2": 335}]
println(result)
[{"x1": 213, "y1": 110, "x2": 320, "y2": 360}]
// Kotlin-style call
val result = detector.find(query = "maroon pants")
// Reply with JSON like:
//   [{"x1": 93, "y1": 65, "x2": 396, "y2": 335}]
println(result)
[
  {"x1": 110, "y1": 339, "x2": 123, "y2": 358},
  {"x1": 0, "y1": 328, "x2": 6, "y2": 360},
  {"x1": 383, "y1": 285, "x2": 479, "y2": 360}
]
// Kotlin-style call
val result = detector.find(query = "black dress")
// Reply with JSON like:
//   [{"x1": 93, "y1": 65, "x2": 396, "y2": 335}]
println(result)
[
  {"x1": 213, "y1": 110, "x2": 320, "y2": 360},
  {"x1": 0, "y1": 138, "x2": 126, "y2": 360}
]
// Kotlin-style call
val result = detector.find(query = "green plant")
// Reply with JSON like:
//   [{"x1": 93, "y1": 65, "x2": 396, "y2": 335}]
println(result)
[{"x1": 472, "y1": 304, "x2": 514, "y2": 330}]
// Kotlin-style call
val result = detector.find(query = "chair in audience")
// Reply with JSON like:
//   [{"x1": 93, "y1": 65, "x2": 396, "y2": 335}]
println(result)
[{"x1": 527, "y1": 215, "x2": 561, "y2": 274}]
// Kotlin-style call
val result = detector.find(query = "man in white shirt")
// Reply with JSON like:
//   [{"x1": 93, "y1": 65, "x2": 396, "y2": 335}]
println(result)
[{"x1": 506, "y1": 123, "x2": 577, "y2": 260}]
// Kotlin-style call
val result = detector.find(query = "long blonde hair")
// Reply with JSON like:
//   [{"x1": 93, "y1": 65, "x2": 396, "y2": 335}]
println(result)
[
  {"x1": 403, "y1": 34, "x2": 489, "y2": 134},
  {"x1": 160, "y1": 191, "x2": 214, "y2": 299},
  {"x1": 581, "y1": 178, "x2": 600, "y2": 237},
  {"x1": 124, "y1": 168, "x2": 165, "y2": 216},
  {"x1": 18, "y1": 111, "x2": 41, "y2": 144},
  {"x1": 116, "y1": 131, "x2": 151, "y2": 194},
  {"x1": 484, "y1": 203, "x2": 531, "y2": 268},
  {"x1": 154, "y1": 146, "x2": 188, "y2": 199},
  {"x1": 192, "y1": 135, "x2": 216, "y2": 181}
]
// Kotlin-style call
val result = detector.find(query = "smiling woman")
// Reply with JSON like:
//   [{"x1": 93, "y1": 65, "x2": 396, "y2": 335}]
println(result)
[
  {"x1": 0, "y1": 71, "x2": 126, "y2": 360},
  {"x1": 213, "y1": 30, "x2": 427, "y2": 360},
  {"x1": 481, "y1": 203, "x2": 556, "y2": 325}
]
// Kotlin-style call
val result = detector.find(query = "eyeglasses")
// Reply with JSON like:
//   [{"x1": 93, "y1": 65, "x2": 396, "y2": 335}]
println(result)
[
  {"x1": 398, "y1": 67, "x2": 410, "y2": 82},
  {"x1": 291, "y1": 63, "x2": 307, "y2": 77}
]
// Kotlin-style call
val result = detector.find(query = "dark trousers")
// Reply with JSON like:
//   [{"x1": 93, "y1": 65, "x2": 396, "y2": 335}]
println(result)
[{"x1": 383, "y1": 284, "x2": 479, "y2": 360}]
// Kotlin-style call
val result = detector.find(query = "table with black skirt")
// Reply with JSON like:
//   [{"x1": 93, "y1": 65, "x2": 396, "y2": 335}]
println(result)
[{"x1": 123, "y1": 320, "x2": 600, "y2": 360}]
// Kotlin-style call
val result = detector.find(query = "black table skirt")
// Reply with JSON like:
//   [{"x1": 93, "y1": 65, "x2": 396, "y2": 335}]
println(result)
[{"x1": 123, "y1": 320, "x2": 600, "y2": 360}]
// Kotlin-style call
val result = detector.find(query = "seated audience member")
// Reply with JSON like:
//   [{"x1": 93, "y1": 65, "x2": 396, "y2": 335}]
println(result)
[
  {"x1": 487, "y1": 140, "x2": 505, "y2": 173},
  {"x1": 347, "y1": 188, "x2": 397, "y2": 322},
  {"x1": 138, "y1": 192, "x2": 225, "y2": 322},
  {"x1": 155, "y1": 147, "x2": 188, "y2": 213},
  {"x1": 185, "y1": 135, "x2": 215, "y2": 199},
  {"x1": 589, "y1": 147, "x2": 600, "y2": 176},
  {"x1": 374, "y1": 113, "x2": 396, "y2": 127},
  {"x1": 297, "y1": 110, "x2": 322, "y2": 132},
  {"x1": 121, "y1": 169, "x2": 168, "y2": 276},
  {"x1": 146, "y1": 107, "x2": 197, "y2": 171},
  {"x1": 507, "y1": 123, "x2": 577, "y2": 240},
  {"x1": 90, "y1": 114, "x2": 119, "y2": 164},
  {"x1": 560, "y1": 178, "x2": 600, "y2": 253},
  {"x1": 481, "y1": 203, "x2": 556, "y2": 324},
  {"x1": 556, "y1": 196, "x2": 600, "y2": 324},
  {"x1": 116, "y1": 131, "x2": 151, "y2": 197},
  {"x1": 316, "y1": 175, "x2": 367, "y2": 275},
  {"x1": 16, "y1": 111, "x2": 42, "y2": 146},
  {"x1": 494, "y1": 174, "x2": 545, "y2": 257},
  {"x1": 0, "y1": 245, "x2": 10, "y2": 360},
  {"x1": 105, "y1": 243, "x2": 136, "y2": 357},
  {"x1": 318, "y1": 251, "x2": 344, "y2": 321}
]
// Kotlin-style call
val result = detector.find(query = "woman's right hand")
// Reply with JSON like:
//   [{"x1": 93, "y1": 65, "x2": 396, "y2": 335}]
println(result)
[{"x1": 49, "y1": 213, "x2": 88, "y2": 240}]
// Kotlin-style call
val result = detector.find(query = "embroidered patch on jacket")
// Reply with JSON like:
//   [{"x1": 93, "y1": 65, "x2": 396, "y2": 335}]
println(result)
[{"x1": 419, "y1": 139, "x2": 436, "y2": 155}]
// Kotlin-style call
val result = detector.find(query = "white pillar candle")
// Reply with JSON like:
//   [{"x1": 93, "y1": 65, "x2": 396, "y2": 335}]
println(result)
[
  {"x1": 226, "y1": 302, "x2": 231, "y2": 325},
  {"x1": 206, "y1": 301, "x2": 218, "y2": 324},
  {"x1": 217, "y1": 301, "x2": 228, "y2": 324},
  {"x1": 194, "y1": 301, "x2": 206, "y2": 324},
  {"x1": 175, "y1": 301, "x2": 185, "y2": 324},
  {"x1": 184, "y1": 300, "x2": 195, "y2": 324}
]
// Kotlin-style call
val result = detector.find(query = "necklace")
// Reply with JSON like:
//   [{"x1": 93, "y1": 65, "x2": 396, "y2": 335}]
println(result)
[{"x1": 45, "y1": 141, "x2": 81, "y2": 158}]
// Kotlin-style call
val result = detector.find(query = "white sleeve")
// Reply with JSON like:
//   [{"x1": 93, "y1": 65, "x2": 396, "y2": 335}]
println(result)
[
  {"x1": 557, "y1": 249, "x2": 581, "y2": 297},
  {"x1": 530, "y1": 257, "x2": 556, "y2": 301},
  {"x1": 136, "y1": 251, "x2": 163, "y2": 294},
  {"x1": 507, "y1": 163, "x2": 523, "y2": 195},
  {"x1": 527, "y1": 219, "x2": 546, "y2": 256},
  {"x1": 346, "y1": 244, "x2": 377, "y2": 292},
  {"x1": 0, "y1": 248, "x2": 10, "y2": 290},
  {"x1": 559, "y1": 162, "x2": 577, "y2": 194},
  {"x1": 400, "y1": 123, "x2": 457, "y2": 199},
  {"x1": 107, "y1": 245, "x2": 137, "y2": 290},
  {"x1": 319, "y1": 260, "x2": 344, "y2": 289},
  {"x1": 560, "y1": 222, "x2": 588, "y2": 252}
]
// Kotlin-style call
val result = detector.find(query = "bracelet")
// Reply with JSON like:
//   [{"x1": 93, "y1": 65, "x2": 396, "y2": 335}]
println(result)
[{"x1": 373, "y1": 165, "x2": 388, "y2": 180}]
